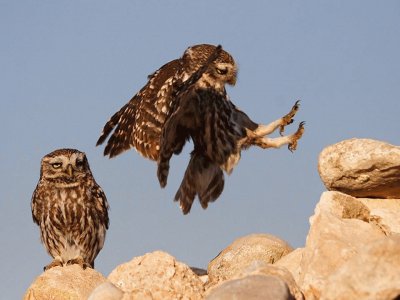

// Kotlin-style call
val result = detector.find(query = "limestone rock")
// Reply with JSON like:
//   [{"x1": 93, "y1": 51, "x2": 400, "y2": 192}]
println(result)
[
  {"x1": 237, "y1": 261, "x2": 304, "y2": 300},
  {"x1": 108, "y1": 250, "x2": 204, "y2": 300},
  {"x1": 359, "y1": 198, "x2": 400, "y2": 234},
  {"x1": 275, "y1": 248, "x2": 304, "y2": 285},
  {"x1": 207, "y1": 234, "x2": 292, "y2": 285},
  {"x1": 318, "y1": 138, "x2": 400, "y2": 198},
  {"x1": 88, "y1": 282, "x2": 124, "y2": 300},
  {"x1": 206, "y1": 275, "x2": 293, "y2": 300},
  {"x1": 24, "y1": 265, "x2": 107, "y2": 300},
  {"x1": 322, "y1": 235, "x2": 400, "y2": 300},
  {"x1": 299, "y1": 191, "x2": 386, "y2": 299}
]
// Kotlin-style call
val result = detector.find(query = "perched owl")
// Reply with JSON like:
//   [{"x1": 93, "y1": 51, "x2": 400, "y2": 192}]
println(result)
[
  {"x1": 31, "y1": 149, "x2": 109, "y2": 270},
  {"x1": 97, "y1": 44, "x2": 304, "y2": 214}
]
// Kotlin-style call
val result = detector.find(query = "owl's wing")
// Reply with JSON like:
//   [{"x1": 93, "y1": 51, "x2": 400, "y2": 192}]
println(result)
[
  {"x1": 157, "y1": 46, "x2": 224, "y2": 188},
  {"x1": 31, "y1": 184, "x2": 43, "y2": 225},
  {"x1": 96, "y1": 59, "x2": 183, "y2": 160},
  {"x1": 91, "y1": 184, "x2": 110, "y2": 230}
]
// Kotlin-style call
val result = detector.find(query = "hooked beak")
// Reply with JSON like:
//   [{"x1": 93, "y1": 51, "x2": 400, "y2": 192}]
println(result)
[
  {"x1": 66, "y1": 164, "x2": 74, "y2": 177},
  {"x1": 227, "y1": 75, "x2": 237, "y2": 86}
]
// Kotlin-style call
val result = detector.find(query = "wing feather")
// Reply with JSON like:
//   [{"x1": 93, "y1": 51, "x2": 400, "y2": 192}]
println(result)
[{"x1": 96, "y1": 59, "x2": 182, "y2": 160}]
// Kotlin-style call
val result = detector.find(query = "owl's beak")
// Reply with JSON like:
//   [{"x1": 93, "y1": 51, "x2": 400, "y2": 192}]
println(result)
[
  {"x1": 227, "y1": 75, "x2": 237, "y2": 86},
  {"x1": 66, "y1": 164, "x2": 74, "y2": 177}
]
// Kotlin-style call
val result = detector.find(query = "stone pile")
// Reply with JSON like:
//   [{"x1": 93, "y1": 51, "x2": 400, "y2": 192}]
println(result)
[{"x1": 24, "y1": 139, "x2": 400, "y2": 300}]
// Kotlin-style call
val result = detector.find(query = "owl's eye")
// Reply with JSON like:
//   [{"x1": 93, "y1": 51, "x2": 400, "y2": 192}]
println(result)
[
  {"x1": 76, "y1": 159, "x2": 84, "y2": 168},
  {"x1": 216, "y1": 68, "x2": 228, "y2": 75},
  {"x1": 51, "y1": 162, "x2": 62, "y2": 169}
]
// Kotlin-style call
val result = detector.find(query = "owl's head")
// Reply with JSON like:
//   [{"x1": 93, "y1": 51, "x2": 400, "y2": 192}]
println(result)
[
  {"x1": 183, "y1": 44, "x2": 237, "y2": 87},
  {"x1": 40, "y1": 148, "x2": 91, "y2": 182}
]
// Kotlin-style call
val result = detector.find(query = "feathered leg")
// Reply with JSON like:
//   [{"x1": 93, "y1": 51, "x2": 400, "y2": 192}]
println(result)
[
  {"x1": 66, "y1": 256, "x2": 92, "y2": 269},
  {"x1": 248, "y1": 121, "x2": 305, "y2": 152},
  {"x1": 253, "y1": 100, "x2": 300, "y2": 137},
  {"x1": 44, "y1": 256, "x2": 63, "y2": 271}
]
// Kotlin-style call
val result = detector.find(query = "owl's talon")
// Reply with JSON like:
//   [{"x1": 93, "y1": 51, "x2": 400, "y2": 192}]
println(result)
[
  {"x1": 66, "y1": 257, "x2": 91, "y2": 269},
  {"x1": 280, "y1": 100, "x2": 300, "y2": 136},
  {"x1": 288, "y1": 121, "x2": 305, "y2": 152},
  {"x1": 44, "y1": 258, "x2": 63, "y2": 271}
]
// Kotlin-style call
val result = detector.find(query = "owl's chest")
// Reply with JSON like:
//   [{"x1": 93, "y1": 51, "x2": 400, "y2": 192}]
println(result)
[{"x1": 45, "y1": 186, "x2": 92, "y2": 226}]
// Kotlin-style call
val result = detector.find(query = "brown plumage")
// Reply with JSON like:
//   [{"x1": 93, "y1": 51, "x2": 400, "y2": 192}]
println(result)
[
  {"x1": 97, "y1": 44, "x2": 305, "y2": 214},
  {"x1": 31, "y1": 148, "x2": 109, "y2": 270}
]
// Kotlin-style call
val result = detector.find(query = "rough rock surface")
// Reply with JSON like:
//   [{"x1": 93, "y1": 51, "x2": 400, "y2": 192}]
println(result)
[
  {"x1": 275, "y1": 248, "x2": 304, "y2": 285},
  {"x1": 24, "y1": 265, "x2": 107, "y2": 300},
  {"x1": 207, "y1": 234, "x2": 292, "y2": 284},
  {"x1": 359, "y1": 198, "x2": 400, "y2": 234},
  {"x1": 322, "y1": 235, "x2": 400, "y2": 300},
  {"x1": 235, "y1": 261, "x2": 304, "y2": 300},
  {"x1": 298, "y1": 191, "x2": 386, "y2": 299},
  {"x1": 108, "y1": 250, "x2": 204, "y2": 299},
  {"x1": 318, "y1": 138, "x2": 400, "y2": 198},
  {"x1": 206, "y1": 275, "x2": 293, "y2": 300},
  {"x1": 88, "y1": 282, "x2": 124, "y2": 300}
]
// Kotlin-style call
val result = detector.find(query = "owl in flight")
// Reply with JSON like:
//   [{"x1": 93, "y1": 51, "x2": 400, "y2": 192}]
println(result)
[
  {"x1": 31, "y1": 149, "x2": 109, "y2": 270},
  {"x1": 97, "y1": 44, "x2": 304, "y2": 214}
]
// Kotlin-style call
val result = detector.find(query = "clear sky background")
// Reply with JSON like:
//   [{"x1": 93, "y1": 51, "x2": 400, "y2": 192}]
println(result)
[{"x1": 1, "y1": 1, "x2": 399, "y2": 298}]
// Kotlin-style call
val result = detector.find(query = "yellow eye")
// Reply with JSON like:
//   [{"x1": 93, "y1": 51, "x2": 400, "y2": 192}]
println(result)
[
  {"x1": 51, "y1": 162, "x2": 62, "y2": 169},
  {"x1": 216, "y1": 68, "x2": 228, "y2": 75}
]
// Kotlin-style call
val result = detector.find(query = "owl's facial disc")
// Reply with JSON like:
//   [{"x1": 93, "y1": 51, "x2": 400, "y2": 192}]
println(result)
[
  {"x1": 214, "y1": 62, "x2": 237, "y2": 86},
  {"x1": 43, "y1": 152, "x2": 87, "y2": 179}
]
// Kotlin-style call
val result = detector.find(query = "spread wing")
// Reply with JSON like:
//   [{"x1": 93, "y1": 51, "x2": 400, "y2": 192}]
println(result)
[{"x1": 96, "y1": 59, "x2": 183, "y2": 160}]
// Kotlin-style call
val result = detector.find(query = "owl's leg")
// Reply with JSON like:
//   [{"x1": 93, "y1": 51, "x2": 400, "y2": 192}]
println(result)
[
  {"x1": 251, "y1": 121, "x2": 305, "y2": 152},
  {"x1": 44, "y1": 256, "x2": 63, "y2": 271},
  {"x1": 66, "y1": 256, "x2": 92, "y2": 269},
  {"x1": 254, "y1": 100, "x2": 300, "y2": 137}
]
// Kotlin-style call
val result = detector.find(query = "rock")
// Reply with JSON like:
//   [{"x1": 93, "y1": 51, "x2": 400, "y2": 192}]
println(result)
[
  {"x1": 24, "y1": 265, "x2": 107, "y2": 300},
  {"x1": 275, "y1": 248, "x2": 304, "y2": 285},
  {"x1": 108, "y1": 250, "x2": 204, "y2": 300},
  {"x1": 207, "y1": 234, "x2": 293, "y2": 284},
  {"x1": 321, "y1": 235, "x2": 400, "y2": 300},
  {"x1": 359, "y1": 198, "x2": 400, "y2": 234},
  {"x1": 318, "y1": 138, "x2": 400, "y2": 198},
  {"x1": 206, "y1": 275, "x2": 293, "y2": 300},
  {"x1": 237, "y1": 261, "x2": 304, "y2": 300},
  {"x1": 88, "y1": 282, "x2": 124, "y2": 300},
  {"x1": 299, "y1": 191, "x2": 386, "y2": 299}
]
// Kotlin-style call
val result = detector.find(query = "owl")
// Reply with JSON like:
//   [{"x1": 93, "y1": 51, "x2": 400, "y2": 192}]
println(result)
[
  {"x1": 31, "y1": 149, "x2": 109, "y2": 271},
  {"x1": 97, "y1": 44, "x2": 304, "y2": 214}
]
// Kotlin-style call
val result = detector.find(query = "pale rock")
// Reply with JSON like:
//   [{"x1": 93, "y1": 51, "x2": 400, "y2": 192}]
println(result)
[
  {"x1": 299, "y1": 191, "x2": 386, "y2": 299},
  {"x1": 275, "y1": 247, "x2": 304, "y2": 285},
  {"x1": 207, "y1": 234, "x2": 292, "y2": 284},
  {"x1": 108, "y1": 250, "x2": 204, "y2": 300},
  {"x1": 206, "y1": 275, "x2": 293, "y2": 300},
  {"x1": 88, "y1": 282, "x2": 124, "y2": 300},
  {"x1": 318, "y1": 138, "x2": 400, "y2": 198},
  {"x1": 24, "y1": 265, "x2": 107, "y2": 300},
  {"x1": 321, "y1": 235, "x2": 400, "y2": 300},
  {"x1": 237, "y1": 261, "x2": 304, "y2": 300},
  {"x1": 359, "y1": 198, "x2": 400, "y2": 234}
]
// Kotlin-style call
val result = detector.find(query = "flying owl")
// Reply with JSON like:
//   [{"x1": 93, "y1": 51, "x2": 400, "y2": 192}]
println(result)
[
  {"x1": 31, "y1": 148, "x2": 109, "y2": 270},
  {"x1": 97, "y1": 44, "x2": 304, "y2": 214}
]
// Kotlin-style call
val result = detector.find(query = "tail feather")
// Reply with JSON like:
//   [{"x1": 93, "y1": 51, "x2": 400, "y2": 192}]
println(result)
[{"x1": 175, "y1": 152, "x2": 224, "y2": 214}]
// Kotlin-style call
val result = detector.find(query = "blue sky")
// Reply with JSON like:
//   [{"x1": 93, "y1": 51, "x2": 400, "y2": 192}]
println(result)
[{"x1": 1, "y1": 1, "x2": 399, "y2": 298}]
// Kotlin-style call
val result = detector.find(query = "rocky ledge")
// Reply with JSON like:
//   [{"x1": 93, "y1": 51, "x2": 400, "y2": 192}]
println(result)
[{"x1": 24, "y1": 139, "x2": 400, "y2": 300}]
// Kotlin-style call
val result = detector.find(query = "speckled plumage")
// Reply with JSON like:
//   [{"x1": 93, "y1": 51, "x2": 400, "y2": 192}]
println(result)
[
  {"x1": 31, "y1": 148, "x2": 109, "y2": 270},
  {"x1": 97, "y1": 44, "x2": 305, "y2": 214}
]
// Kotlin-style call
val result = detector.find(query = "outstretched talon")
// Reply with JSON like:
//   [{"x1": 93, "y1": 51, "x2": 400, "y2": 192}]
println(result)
[
  {"x1": 66, "y1": 257, "x2": 92, "y2": 269},
  {"x1": 280, "y1": 100, "x2": 300, "y2": 136},
  {"x1": 288, "y1": 121, "x2": 305, "y2": 152},
  {"x1": 44, "y1": 258, "x2": 63, "y2": 271}
]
